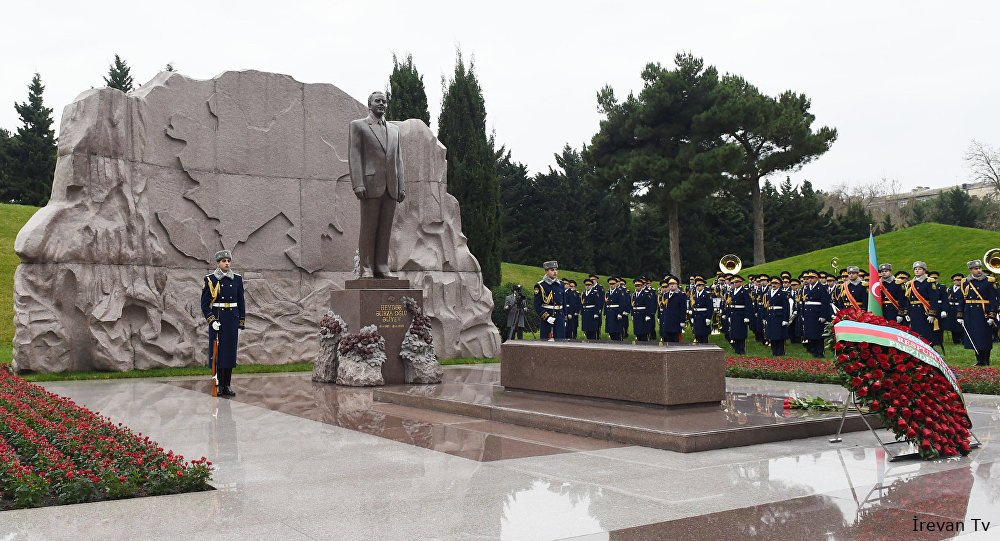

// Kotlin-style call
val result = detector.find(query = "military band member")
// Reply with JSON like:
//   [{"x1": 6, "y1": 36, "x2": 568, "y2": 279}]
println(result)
[
  {"x1": 563, "y1": 279, "x2": 582, "y2": 339},
  {"x1": 957, "y1": 259, "x2": 997, "y2": 366},
  {"x1": 764, "y1": 277, "x2": 794, "y2": 356},
  {"x1": 620, "y1": 277, "x2": 632, "y2": 339},
  {"x1": 690, "y1": 278, "x2": 714, "y2": 344},
  {"x1": 200, "y1": 250, "x2": 246, "y2": 397},
  {"x1": 801, "y1": 270, "x2": 831, "y2": 358},
  {"x1": 825, "y1": 275, "x2": 838, "y2": 298},
  {"x1": 788, "y1": 278, "x2": 802, "y2": 344},
  {"x1": 631, "y1": 278, "x2": 657, "y2": 341},
  {"x1": 878, "y1": 263, "x2": 908, "y2": 324},
  {"x1": 533, "y1": 261, "x2": 565, "y2": 341},
  {"x1": 836, "y1": 265, "x2": 868, "y2": 312},
  {"x1": 725, "y1": 275, "x2": 751, "y2": 354},
  {"x1": 904, "y1": 261, "x2": 939, "y2": 345},
  {"x1": 928, "y1": 271, "x2": 948, "y2": 346},
  {"x1": 658, "y1": 277, "x2": 688, "y2": 343},
  {"x1": 581, "y1": 278, "x2": 604, "y2": 340},
  {"x1": 604, "y1": 277, "x2": 628, "y2": 341},
  {"x1": 948, "y1": 273, "x2": 965, "y2": 344}
]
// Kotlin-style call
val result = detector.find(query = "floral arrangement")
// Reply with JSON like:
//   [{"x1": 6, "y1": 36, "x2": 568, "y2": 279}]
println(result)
[
  {"x1": 319, "y1": 310, "x2": 345, "y2": 337},
  {"x1": 783, "y1": 396, "x2": 840, "y2": 411},
  {"x1": 402, "y1": 296, "x2": 433, "y2": 345},
  {"x1": 831, "y1": 308, "x2": 973, "y2": 459},
  {"x1": 338, "y1": 324, "x2": 386, "y2": 367},
  {"x1": 0, "y1": 367, "x2": 212, "y2": 510}
]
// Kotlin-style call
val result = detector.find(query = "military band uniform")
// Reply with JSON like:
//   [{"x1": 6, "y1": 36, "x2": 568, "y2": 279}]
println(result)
[
  {"x1": 726, "y1": 281, "x2": 751, "y2": 354},
  {"x1": 631, "y1": 281, "x2": 658, "y2": 341},
  {"x1": 957, "y1": 262, "x2": 997, "y2": 366},
  {"x1": 581, "y1": 280, "x2": 604, "y2": 340},
  {"x1": 563, "y1": 282, "x2": 582, "y2": 339},
  {"x1": 764, "y1": 281, "x2": 793, "y2": 356},
  {"x1": 800, "y1": 273, "x2": 831, "y2": 358},
  {"x1": 690, "y1": 285, "x2": 714, "y2": 344},
  {"x1": 658, "y1": 285, "x2": 688, "y2": 343},
  {"x1": 879, "y1": 268, "x2": 908, "y2": 325},
  {"x1": 947, "y1": 275, "x2": 965, "y2": 344},
  {"x1": 904, "y1": 274, "x2": 939, "y2": 345},
  {"x1": 200, "y1": 250, "x2": 246, "y2": 397},
  {"x1": 604, "y1": 282, "x2": 629, "y2": 341}
]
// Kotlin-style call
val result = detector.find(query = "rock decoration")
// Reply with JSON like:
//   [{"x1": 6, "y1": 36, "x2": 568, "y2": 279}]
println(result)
[
  {"x1": 12, "y1": 70, "x2": 500, "y2": 374},
  {"x1": 400, "y1": 296, "x2": 442, "y2": 384},
  {"x1": 312, "y1": 311, "x2": 347, "y2": 383},
  {"x1": 336, "y1": 325, "x2": 386, "y2": 387}
]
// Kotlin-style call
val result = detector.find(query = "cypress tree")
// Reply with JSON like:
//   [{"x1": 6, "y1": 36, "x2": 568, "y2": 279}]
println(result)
[
  {"x1": 438, "y1": 51, "x2": 501, "y2": 287},
  {"x1": 10, "y1": 73, "x2": 57, "y2": 205},
  {"x1": 385, "y1": 53, "x2": 430, "y2": 127},
  {"x1": 105, "y1": 54, "x2": 134, "y2": 92},
  {"x1": 0, "y1": 128, "x2": 13, "y2": 202}
]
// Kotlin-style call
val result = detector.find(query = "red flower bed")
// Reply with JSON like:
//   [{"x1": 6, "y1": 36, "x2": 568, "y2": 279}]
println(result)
[
  {"x1": 725, "y1": 356, "x2": 842, "y2": 384},
  {"x1": 0, "y1": 367, "x2": 212, "y2": 510},
  {"x1": 832, "y1": 308, "x2": 973, "y2": 459}
]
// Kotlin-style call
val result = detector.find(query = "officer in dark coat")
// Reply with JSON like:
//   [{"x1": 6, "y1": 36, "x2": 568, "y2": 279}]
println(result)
[
  {"x1": 533, "y1": 261, "x2": 565, "y2": 341},
  {"x1": 631, "y1": 278, "x2": 658, "y2": 341},
  {"x1": 724, "y1": 275, "x2": 751, "y2": 354},
  {"x1": 877, "y1": 263, "x2": 908, "y2": 324},
  {"x1": 658, "y1": 277, "x2": 688, "y2": 343},
  {"x1": 800, "y1": 270, "x2": 831, "y2": 358},
  {"x1": 764, "y1": 277, "x2": 793, "y2": 356},
  {"x1": 788, "y1": 278, "x2": 802, "y2": 344},
  {"x1": 690, "y1": 278, "x2": 714, "y2": 344},
  {"x1": 581, "y1": 278, "x2": 604, "y2": 340},
  {"x1": 947, "y1": 273, "x2": 965, "y2": 344},
  {"x1": 563, "y1": 279, "x2": 582, "y2": 339},
  {"x1": 904, "y1": 261, "x2": 939, "y2": 345},
  {"x1": 957, "y1": 259, "x2": 997, "y2": 366},
  {"x1": 836, "y1": 265, "x2": 868, "y2": 312},
  {"x1": 621, "y1": 277, "x2": 631, "y2": 339},
  {"x1": 589, "y1": 274, "x2": 604, "y2": 301},
  {"x1": 604, "y1": 277, "x2": 628, "y2": 341},
  {"x1": 200, "y1": 250, "x2": 246, "y2": 397}
]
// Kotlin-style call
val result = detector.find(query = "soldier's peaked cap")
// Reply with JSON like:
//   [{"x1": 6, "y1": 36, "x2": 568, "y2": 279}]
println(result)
[{"x1": 952, "y1": 273, "x2": 964, "y2": 279}]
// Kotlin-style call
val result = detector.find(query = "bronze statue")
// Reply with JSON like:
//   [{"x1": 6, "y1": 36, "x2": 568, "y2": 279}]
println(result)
[{"x1": 349, "y1": 91, "x2": 405, "y2": 279}]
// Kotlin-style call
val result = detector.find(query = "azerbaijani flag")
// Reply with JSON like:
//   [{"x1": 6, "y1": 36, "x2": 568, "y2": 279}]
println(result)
[{"x1": 867, "y1": 231, "x2": 883, "y2": 316}]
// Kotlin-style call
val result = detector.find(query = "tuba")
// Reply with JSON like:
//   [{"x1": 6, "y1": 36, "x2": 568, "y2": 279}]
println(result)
[
  {"x1": 719, "y1": 254, "x2": 742, "y2": 274},
  {"x1": 984, "y1": 248, "x2": 1000, "y2": 274}
]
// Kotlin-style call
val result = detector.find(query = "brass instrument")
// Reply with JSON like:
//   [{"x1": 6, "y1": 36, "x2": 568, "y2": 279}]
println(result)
[
  {"x1": 984, "y1": 248, "x2": 1000, "y2": 274},
  {"x1": 719, "y1": 254, "x2": 742, "y2": 275}
]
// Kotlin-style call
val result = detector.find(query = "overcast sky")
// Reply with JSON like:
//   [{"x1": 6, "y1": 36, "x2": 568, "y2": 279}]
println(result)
[{"x1": 3, "y1": 1, "x2": 997, "y2": 193}]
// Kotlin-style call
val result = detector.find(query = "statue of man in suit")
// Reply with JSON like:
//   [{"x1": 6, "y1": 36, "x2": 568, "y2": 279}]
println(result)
[{"x1": 349, "y1": 91, "x2": 405, "y2": 279}]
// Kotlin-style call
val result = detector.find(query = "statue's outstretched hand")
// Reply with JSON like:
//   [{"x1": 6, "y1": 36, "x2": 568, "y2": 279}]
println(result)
[{"x1": 354, "y1": 186, "x2": 367, "y2": 199}]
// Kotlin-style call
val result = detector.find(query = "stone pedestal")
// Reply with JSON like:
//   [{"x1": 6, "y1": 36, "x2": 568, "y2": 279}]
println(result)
[{"x1": 330, "y1": 279, "x2": 422, "y2": 384}]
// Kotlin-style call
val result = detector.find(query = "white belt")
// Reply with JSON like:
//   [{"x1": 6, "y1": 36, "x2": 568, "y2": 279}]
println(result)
[
  {"x1": 729, "y1": 305, "x2": 746, "y2": 308},
  {"x1": 583, "y1": 305, "x2": 596, "y2": 308},
  {"x1": 768, "y1": 307, "x2": 785, "y2": 311},
  {"x1": 693, "y1": 308, "x2": 709, "y2": 312},
  {"x1": 804, "y1": 301, "x2": 822, "y2": 306},
  {"x1": 541, "y1": 304, "x2": 562, "y2": 310},
  {"x1": 212, "y1": 303, "x2": 238, "y2": 308},
  {"x1": 633, "y1": 307, "x2": 647, "y2": 310},
  {"x1": 607, "y1": 304, "x2": 620, "y2": 308}
]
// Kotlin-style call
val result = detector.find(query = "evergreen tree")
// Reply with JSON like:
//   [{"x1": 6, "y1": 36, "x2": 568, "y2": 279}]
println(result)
[
  {"x1": 878, "y1": 212, "x2": 895, "y2": 233},
  {"x1": 438, "y1": 51, "x2": 501, "y2": 287},
  {"x1": 385, "y1": 53, "x2": 431, "y2": 127},
  {"x1": 496, "y1": 143, "x2": 535, "y2": 265},
  {"x1": 104, "y1": 54, "x2": 134, "y2": 93},
  {"x1": 932, "y1": 187, "x2": 983, "y2": 227},
  {"x1": 9, "y1": 73, "x2": 57, "y2": 205},
  {"x1": 0, "y1": 128, "x2": 13, "y2": 202}
]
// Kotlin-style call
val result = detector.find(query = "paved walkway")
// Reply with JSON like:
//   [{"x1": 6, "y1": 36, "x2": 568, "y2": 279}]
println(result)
[{"x1": 0, "y1": 366, "x2": 997, "y2": 540}]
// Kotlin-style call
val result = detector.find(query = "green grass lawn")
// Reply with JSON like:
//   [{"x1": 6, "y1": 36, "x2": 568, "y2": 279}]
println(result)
[
  {"x1": 1, "y1": 204, "x2": 39, "y2": 362},
  {"x1": 744, "y1": 223, "x2": 1000, "y2": 279}
]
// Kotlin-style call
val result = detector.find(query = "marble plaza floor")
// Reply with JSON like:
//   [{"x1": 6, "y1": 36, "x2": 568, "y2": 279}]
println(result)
[{"x1": 1, "y1": 365, "x2": 998, "y2": 540}]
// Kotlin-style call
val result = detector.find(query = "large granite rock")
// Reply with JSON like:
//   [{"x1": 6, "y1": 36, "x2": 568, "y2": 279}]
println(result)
[{"x1": 13, "y1": 70, "x2": 500, "y2": 373}]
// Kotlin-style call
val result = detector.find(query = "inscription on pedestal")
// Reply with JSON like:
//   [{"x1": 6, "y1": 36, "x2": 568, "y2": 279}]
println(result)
[{"x1": 376, "y1": 303, "x2": 406, "y2": 330}]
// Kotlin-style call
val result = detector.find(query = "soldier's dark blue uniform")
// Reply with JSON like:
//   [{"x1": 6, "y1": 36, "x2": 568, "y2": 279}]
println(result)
[
  {"x1": 763, "y1": 278, "x2": 793, "y2": 356},
  {"x1": 957, "y1": 260, "x2": 997, "y2": 366},
  {"x1": 658, "y1": 278, "x2": 688, "y2": 343},
  {"x1": 800, "y1": 270, "x2": 831, "y2": 358},
  {"x1": 563, "y1": 280, "x2": 582, "y2": 339},
  {"x1": 631, "y1": 279, "x2": 658, "y2": 341},
  {"x1": 836, "y1": 266, "x2": 868, "y2": 312},
  {"x1": 581, "y1": 278, "x2": 604, "y2": 340},
  {"x1": 533, "y1": 261, "x2": 565, "y2": 340},
  {"x1": 604, "y1": 279, "x2": 629, "y2": 341},
  {"x1": 200, "y1": 250, "x2": 246, "y2": 397},
  {"x1": 726, "y1": 276, "x2": 751, "y2": 354},
  {"x1": 904, "y1": 261, "x2": 939, "y2": 345},
  {"x1": 689, "y1": 280, "x2": 714, "y2": 344},
  {"x1": 947, "y1": 273, "x2": 965, "y2": 344},
  {"x1": 877, "y1": 264, "x2": 908, "y2": 325}
]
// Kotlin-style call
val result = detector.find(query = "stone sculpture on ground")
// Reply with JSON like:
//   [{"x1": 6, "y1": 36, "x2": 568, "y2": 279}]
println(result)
[
  {"x1": 312, "y1": 311, "x2": 347, "y2": 383},
  {"x1": 336, "y1": 325, "x2": 386, "y2": 386},
  {"x1": 399, "y1": 297, "x2": 442, "y2": 384},
  {"x1": 12, "y1": 70, "x2": 500, "y2": 373}
]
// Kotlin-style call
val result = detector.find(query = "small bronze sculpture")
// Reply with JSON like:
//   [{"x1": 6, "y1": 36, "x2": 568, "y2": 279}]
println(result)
[{"x1": 349, "y1": 91, "x2": 405, "y2": 279}]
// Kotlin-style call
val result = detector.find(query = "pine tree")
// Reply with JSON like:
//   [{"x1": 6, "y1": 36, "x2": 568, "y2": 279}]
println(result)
[
  {"x1": 0, "y1": 128, "x2": 14, "y2": 202},
  {"x1": 105, "y1": 54, "x2": 134, "y2": 92},
  {"x1": 438, "y1": 51, "x2": 501, "y2": 287},
  {"x1": 10, "y1": 73, "x2": 57, "y2": 205},
  {"x1": 385, "y1": 53, "x2": 430, "y2": 127}
]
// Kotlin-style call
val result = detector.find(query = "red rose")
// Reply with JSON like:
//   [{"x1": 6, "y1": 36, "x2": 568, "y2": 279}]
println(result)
[
  {"x1": 869, "y1": 400, "x2": 880, "y2": 411},
  {"x1": 851, "y1": 377, "x2": 862, "y2": 387},
  {"x1": 886, "y1": 407, "x2": 897, "y2": 417}
]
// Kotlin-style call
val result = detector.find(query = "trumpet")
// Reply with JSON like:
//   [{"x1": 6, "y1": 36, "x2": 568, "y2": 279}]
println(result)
[
  {"x1": 719, "y1": 254, "x2": 742, "y2": 275},
  {"x1": 985, "y1": 248, "x2": 1000, "y2": 274}
]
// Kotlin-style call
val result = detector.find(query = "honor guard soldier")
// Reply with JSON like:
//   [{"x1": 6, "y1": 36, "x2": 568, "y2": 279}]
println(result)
[
  {"x1": 604, "y1": 277, "x2": 628, "y2": 341},
  {"x1": 620, "y1": 277, "x2": 632, "y2": 339},
  {"x1": 904, "y1": 261, "x2": 939, "y2": 345},
  {"x1": 589, "y1": 274, "x2": 605, "y2": 301},
  {"x1": 764, "y1": 277, "x2": 794, "y2": 356},
  {"x1": 631, "y1": 278, "x2": 657, "y2": 341},
  {"x1": 563, "y1": 279, "x2": 582, "y2": 339},
  {"x1": 837, "y1": 266, "x2": 868, "y2": 312},
  {"x1": 200, "y1": 250, "x2": 246, "y2": 397},
  {"x1": 690, "y1": 278, "x2": 714, "y2": 344},
  {"x1": 788, "y1": 278, "x2": 803, "y2": 344},
  {"x1": 948, "y1": 273, "x2": 965, "y2": 344},
  {"x1": 877, "y1": 264, "x2": 908, "y2": 324},
  {"x1": 928, "y1": 271, "x2": 948, "y2": 346},
  {"x1": 658, "y1": 277, "x2": 688, "y2": 343},
  {"x1": 581, "y1": 278, "x2": 604, "y2": 340},
  {"x1": 800, "y1": 270, "x2": 832, "y2": 358},
  {"x1": 533, "y1": 261, "x2": 566, "y2": 341},
  {"x1": 725, "y1": 275, "x2": 751, "y2": 354},
  {"x1": 956, "y1": 260, "x2": 997, "y2": 366}
]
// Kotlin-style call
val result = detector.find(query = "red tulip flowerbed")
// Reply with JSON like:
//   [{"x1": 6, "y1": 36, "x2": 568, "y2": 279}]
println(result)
[{"x1": 0, "y1": 367, "x2": 212, "y2": 510}]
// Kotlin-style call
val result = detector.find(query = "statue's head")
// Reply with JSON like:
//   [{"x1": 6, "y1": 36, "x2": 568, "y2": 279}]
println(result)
[{"x1": 368, "y1": 91, "x2": 387, "y2": 118}]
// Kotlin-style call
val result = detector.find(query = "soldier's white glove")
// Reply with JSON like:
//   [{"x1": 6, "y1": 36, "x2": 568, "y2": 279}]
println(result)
[
  {"x1": 896, "y1": 316, "x2": 903, "y2": 323},
  {"x1": 782, "y1": 321, "x2": 789, "y2": 327},
  {"x1": 705, "y1": 319, "x2": 711, "y2": 326},
  {"x1": 680, "y1": 323, "x2": 686, "y2": 329},
  {"x1": 905, "y1": 315, "x2": 911, "y2": 322},
  {"x1": 989, "y1": 319, "x2": 997, "y2": 327},
  {"x1": 743, "y1": 318, "x2": 750, "y2": 323},
  {"x1": 211, "y1": 321, "x2": 221, "y2": 331},
  {"x1": 957, "y1": 318, "x2": 964, "y2": 325},
  {"x1": 645, "y1": 316, "x2": 651, "y2": 322},
  {"x1": 926, "y1": 316, "x2": 934, "y2": 324},
  {"x1": 940, "y1": 311, "x2": 948, "y2": 318},
  {"x1": 594, "y1": 314, "x2": 599, "y2": 319},
  {"x1": 818, "y1": 318, "x2": 826, "y2": 324},
  {"x1": 546, "y1": 317, "x2": 556, "y2": 324},
  {"x1": 617, "y1": 314, "x2": 622, "y2": 320}
]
